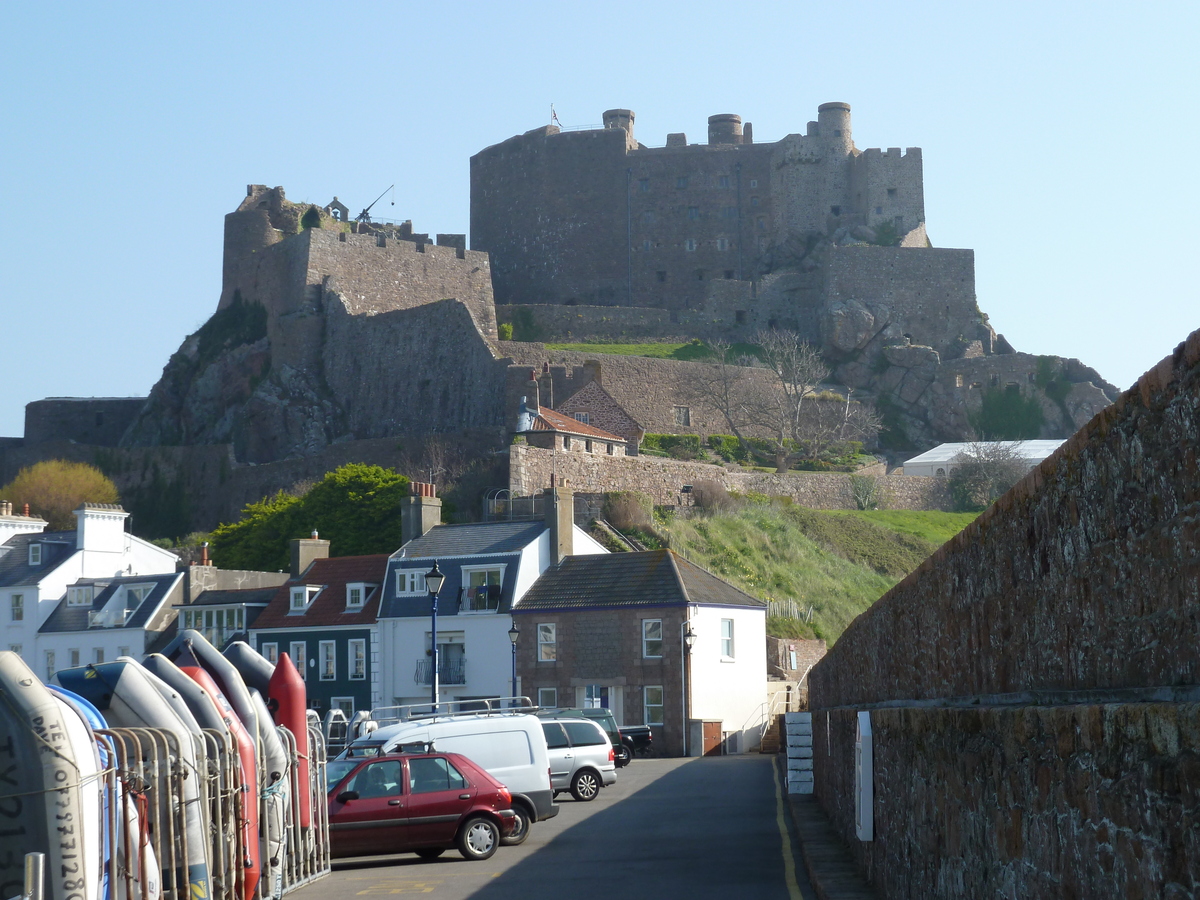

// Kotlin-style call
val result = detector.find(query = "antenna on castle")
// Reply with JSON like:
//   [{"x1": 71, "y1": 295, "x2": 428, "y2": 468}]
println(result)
[{"x1": 357, "y1": 184, "x2": 395, "y2": 223}]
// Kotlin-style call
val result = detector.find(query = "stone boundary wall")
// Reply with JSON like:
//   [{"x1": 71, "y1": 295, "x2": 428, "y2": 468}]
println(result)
[
  {"x1": 509, "y1": 444, "x2": 951, "y2": 511},
  {"x1": 807, "y1": 327, "x2": 1200, "y2": 898},
  {"x1": 496, "y1": 304, "x2": 688, "y2": 342}
]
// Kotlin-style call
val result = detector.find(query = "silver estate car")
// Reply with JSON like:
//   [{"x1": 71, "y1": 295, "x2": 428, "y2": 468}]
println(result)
[{"x1": 540, "y1": 718, "x2": 618, "y2": 801}]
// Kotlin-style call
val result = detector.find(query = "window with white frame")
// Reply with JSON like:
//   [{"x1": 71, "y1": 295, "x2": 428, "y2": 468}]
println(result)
[
  {"x1": 644, "y1": 685, "x2": 664, "y2": 726},
  {"x1": 69, "y1": 649, "x2": 80, "y2": 667},
  {"x1": 291, "y1": 642, "x2": 307, "y2": 679},
  {"x1": 573, "y1": 412, "x2": 590, "y2": 425},
  {"x1": 67, "y1": 586, "x2": 94, "y2": 607},
  {"x1": 537, "y1": 687, "x2": 557, "y2": 708},
  {"x1": 10, "y1": 594, "x2": 23, "y2": 622},
  {"x1": 346, "y1": 583, "x2": 366, "y2": 610},
  {"x1": 349, "y1": 639, "x2": 366, "y2": 680},
  {"x1": 319, "y1": 641, "x2": 336, "y2": 681},
  {"x1": 332, "y1": 697, "x2": 355, "y2": 717},
  {"x1": 45, "y1": 650, "x2": 55, "y2": 680},
  {"x1": 642, "y1": 619, "x2": 663, "y2": 658},
  {"x1": 124, "y1": 585, "x2": 153, "y2": 609},
  {"x1": 538, "y1": 623, "x2": 556, "y2": 661},
  {"x1": 684, "y1": 238, "x2": 697, "y2": 251},
  {"x1": 261, "y1": 642, "x2": 278, "y2": 664},
  {"x1": 721, "y1": 618, "x2": 735, "y2": 658},
  {"x1": 290, "y1": 585, "x2": 319, "y2": 612},
  {"x1": 93, "y1": 648, "x2": 104, "y2": 664},
  {"x1": 28, "y1": 544, "x2": 41, "y2": 566},
  {"x1": 461, "y1": 567, "x2": 503, "y2": 613},
  {"x1": 118, "y1": 647, "x2": 129, "y2": 658},
  {"x1": 397, "y1": 570, "x2": 426, "y2": 595}
]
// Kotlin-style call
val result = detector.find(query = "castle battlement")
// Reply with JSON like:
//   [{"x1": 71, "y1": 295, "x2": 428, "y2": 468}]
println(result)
[{"x1": 471, "y1": 103, "x2": 927, "y2": 310}]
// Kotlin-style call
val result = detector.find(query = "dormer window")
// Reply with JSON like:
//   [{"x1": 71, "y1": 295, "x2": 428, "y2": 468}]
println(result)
[
  {"x1": 124, "y1": 584, "x2": 153, "y2": 611},
  {"x1": 290, "y1": 585, "x2": 320, "y2": 613},
  {"x1": 67, "y1": 585, "x2": 94, "y2": 607},
  {"x1": 346, "y1": 583, "x2": 366, "y2": 610},
  {"x1": 461, "y1": 566, "x2": 504, "y2": 613},
  {"x1": 397, "y1": 570, "x2": 426, "y2": 595},
  {"x1": 28, "y1": 543, "x2": 42, "y2": 566}
]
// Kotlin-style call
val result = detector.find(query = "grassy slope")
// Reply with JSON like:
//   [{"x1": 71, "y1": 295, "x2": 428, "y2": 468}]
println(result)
[{"x1": 658, "y1": 505, "x2": 975, "y2": 644}]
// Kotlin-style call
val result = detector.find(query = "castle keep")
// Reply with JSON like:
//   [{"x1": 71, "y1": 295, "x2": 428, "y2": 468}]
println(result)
[{"x1": 471, "y1": 103, "x2": 926, "y2": 310}]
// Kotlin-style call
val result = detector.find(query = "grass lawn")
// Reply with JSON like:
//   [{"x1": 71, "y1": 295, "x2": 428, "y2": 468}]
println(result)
[{"x1": 543, "y1": 340, "x2": 763, "y2": 362}]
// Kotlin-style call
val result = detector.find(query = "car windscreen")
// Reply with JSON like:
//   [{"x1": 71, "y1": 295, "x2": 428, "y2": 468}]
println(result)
[{"x1": 326, "y1": 759, "x2": 359, "y2": 792}]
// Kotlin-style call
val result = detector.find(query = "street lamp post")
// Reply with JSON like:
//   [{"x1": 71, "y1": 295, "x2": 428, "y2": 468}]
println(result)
[
  {"x1": 508, "y1": 621, "x2": 520, "y2": 701},
  {"x1": 681, "y1": 617, "x2": 697, "y2": 756},
  {"x1": 425, "y1": 560, "x2": 445, "y2": 710}
]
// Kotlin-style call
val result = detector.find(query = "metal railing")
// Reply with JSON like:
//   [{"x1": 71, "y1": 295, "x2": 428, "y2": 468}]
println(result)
[
  {"x1": 370, "y1": 696, "x2": 534, "y2": 727},
  {"x1": 413, "y1": 658, "x2": 467, "y2": 686}
]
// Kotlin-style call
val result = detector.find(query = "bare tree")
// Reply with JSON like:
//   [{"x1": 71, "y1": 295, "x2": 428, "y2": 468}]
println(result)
[
  {"x1": 685, "y1": 339, "x2": 758, "y2": 447},
  {"x1": 799, "y1": 388, "x2": 883, "y2": 461},
  {"x1": 747, "y1": 330, "x2": 829, "y2": 472},
  {"x1": 947, "y1": 442, "x2": 1030, "y2": 511}
]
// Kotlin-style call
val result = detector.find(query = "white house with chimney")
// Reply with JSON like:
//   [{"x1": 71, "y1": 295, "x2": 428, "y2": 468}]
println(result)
[
  {"x1": 374, "y1": 484, "x2": 606, "y2": 711},
  {"x1": 0, "y1": 503, "x2": 177, "y2": 678}
]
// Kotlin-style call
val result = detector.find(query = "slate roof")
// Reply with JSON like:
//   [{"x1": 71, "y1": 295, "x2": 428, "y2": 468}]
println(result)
[
  {"x1": 530, "y1": 406, "x2": 626, "y2": 442},
  {"x1": 181, "y1": 587, "x2": 279, "y2": 608},
  {"x1": 513, "y1": 550, "x2": 767, "y2": 612},
  {"x1": 0, "y1": 531, "x2": 78, "y2": 587},
  {"x1": 39, "y1": 572, "x2": 183, "y2": 634},
  {"x1": 393, "y1": 521, "x2": 546, "y2": 559},
  {"x1": 251, "y1": 554, "x2": 388, "y2": 630}
]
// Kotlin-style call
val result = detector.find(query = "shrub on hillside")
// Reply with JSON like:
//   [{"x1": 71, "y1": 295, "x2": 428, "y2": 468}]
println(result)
[
  {"x1": 641, "y1": 434, "x2": 704, "y2": 460},
  {"x1": 691, "y1": 479, "x2": 733, "y2": 512},
  {"x1": 947, "y1": 443, "x2": 1029, "y2": 512},
  {"x1": 602, "y1": 492, "x2": 653, "y2": 530}
]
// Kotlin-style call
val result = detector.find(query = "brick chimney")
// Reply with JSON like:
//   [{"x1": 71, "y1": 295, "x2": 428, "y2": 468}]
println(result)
[
  {"x1": 290, "y1": 530, "x2": 330, "y2": 578},
  {"x1": 545, "y1": 484, "x2": 574, "y2": 566},
  {"x1": 401, "y1": 482, "x2": 443, "y2": 545}
]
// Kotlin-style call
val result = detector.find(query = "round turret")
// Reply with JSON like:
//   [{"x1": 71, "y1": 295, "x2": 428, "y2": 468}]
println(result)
[
  {"x1": 708, "y1": 113, "x2": 743, "y2": 145},
  {"x1": 817, "y1": 102, "x2": 853, "y2": 153},
  {"x1": 603, "y1": 109, "x2": 635, "y2": 140}
]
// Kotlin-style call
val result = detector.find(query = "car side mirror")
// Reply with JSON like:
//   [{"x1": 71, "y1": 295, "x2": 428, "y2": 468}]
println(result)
[{"x1": 336, "y1": 790, "x2": 360, "y2": 803}]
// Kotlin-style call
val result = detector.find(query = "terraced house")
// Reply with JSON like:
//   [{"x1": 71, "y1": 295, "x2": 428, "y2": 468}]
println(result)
[{"x1": 249, "y1": 539, "x2": 387, "y2": 717}]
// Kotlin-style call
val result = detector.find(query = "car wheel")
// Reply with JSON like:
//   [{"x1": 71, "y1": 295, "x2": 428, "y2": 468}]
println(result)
[
  {"x1": 457, "y1": 816, "x2": 500, "y2": 861},
  {"x1": 570, "y1": 769, "x2": 601, "y2": 802},
  {"x1": 415, "y1": 848, "x2": 445, "y2": 860},
  {"x1": 500, "y1": 805, "x2": 531, "y2": 846},
  {"x1": 614, "y1": 743, "x2": 631, "y2": 767}
]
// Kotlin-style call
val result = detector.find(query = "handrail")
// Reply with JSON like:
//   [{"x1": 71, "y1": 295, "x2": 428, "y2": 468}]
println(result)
[{"x1": 370, "y1": 696, "x2": 534, "y2": 726}]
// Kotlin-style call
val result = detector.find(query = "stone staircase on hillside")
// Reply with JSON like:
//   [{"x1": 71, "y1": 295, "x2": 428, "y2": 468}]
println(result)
[{"x1": 785, "y1": 711, "x2": 814, "y2": 794}]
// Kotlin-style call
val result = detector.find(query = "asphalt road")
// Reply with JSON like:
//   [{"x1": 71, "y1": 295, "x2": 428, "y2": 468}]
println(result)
[{"x1": 293, "y1": 754, "x2": 815, "y2": 900}]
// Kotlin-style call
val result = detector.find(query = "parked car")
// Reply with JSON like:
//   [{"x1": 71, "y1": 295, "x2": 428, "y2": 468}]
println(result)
[
  {"x1": 338, "y1": 710, "x2": 556, "y2": 846},
  {"x1": 540, "y1": 718, "x2": 618, "y2": 801},
  {"x1": 537, "y1": 707, "x2": 632, "y2": 766},
  {"x1": 327, "y1": 751, "x2": 517, "y2": 861},
  {"x1": 617, "y1": 723, "x2": 654, "y2": 756}
]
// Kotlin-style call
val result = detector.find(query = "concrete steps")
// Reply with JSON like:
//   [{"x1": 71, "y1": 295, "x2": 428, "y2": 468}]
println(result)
[
  {"x1": 759, "y1": 712, "x2": 785, "y2": 753},
  {"x1": 785, "y1": 711, "x2": 813, "y2": 795}
]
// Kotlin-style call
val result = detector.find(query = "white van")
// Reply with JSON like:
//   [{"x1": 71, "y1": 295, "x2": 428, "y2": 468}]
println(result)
[{"x1": 339, "y1": 700, "x2": 556, "y2": 845}]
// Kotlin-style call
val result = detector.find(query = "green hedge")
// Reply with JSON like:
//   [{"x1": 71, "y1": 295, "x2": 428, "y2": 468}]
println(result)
[{"x1": 641, "y1": 434, "x2": 705, "y2": 460}]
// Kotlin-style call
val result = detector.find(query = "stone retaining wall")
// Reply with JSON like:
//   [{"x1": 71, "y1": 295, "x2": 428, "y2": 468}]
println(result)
[
  {"x1": 509, "y1": 444, "x2": 951, "y2": 511},
  {"x1": 807, "y1": 326, "x2": 1200, "y2": 897}
]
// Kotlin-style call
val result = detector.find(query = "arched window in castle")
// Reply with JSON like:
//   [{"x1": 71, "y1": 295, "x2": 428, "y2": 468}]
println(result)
[{"x1": 935, "y1": 468, "x2": 946, "y2": 477}]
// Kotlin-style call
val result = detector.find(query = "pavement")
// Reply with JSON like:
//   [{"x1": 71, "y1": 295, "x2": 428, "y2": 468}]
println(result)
[
  {"x1": 293, "y1": 754, "x2": 817, "y2": 900},
  {"x1": 781, "y1": 770, "x2": 878, "y2": 900}
]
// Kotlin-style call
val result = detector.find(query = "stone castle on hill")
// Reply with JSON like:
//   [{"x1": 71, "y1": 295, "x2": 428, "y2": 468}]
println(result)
[{"x1": 1, "y1": 103, "x2": 1118, "y2": 534}]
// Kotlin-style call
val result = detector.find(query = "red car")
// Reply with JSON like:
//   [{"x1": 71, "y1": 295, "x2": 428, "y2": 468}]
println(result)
[{"x1": 327, "y1": 751, "x2": 518, "y2": 861}]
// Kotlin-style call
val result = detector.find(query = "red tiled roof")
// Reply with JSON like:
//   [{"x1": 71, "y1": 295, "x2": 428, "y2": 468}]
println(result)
[
  {"x1": 251, "y1": 554, "x2": 390, "y2": 629},
  {"x1": 530, "y1": 406, "x2": 625, "y2": 442}
]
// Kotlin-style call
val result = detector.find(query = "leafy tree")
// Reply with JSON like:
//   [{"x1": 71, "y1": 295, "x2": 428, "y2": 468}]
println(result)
[
  {"x1": 0, "y1": 460, "x2": 119, "y2": 530},
  {"x1": 947, "y1": 442, "x2": 1030, "y2": 512},
  {"x1": 210, "y1": 463, "x2": 410, "y2": 570},
  {"x1": 971, "y1": 386, "x2": 1044, "y2": 440}
]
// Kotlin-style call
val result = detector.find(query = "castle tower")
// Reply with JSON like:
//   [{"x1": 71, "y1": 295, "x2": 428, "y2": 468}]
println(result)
[
  {"x1": 708, "y1": 114, "x2": 743, "y2": 145},
  {"x1": 817, "y1": 102, "x2": 853, "y2": 155},
  {"x1": 603, "y1": 109, "x2": 635, "y2": 141}
]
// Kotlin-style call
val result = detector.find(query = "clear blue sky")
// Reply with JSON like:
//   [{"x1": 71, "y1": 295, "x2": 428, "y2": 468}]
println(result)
[{"x1": 2, "y1": 2, "x2": 1197, "y2": 437}]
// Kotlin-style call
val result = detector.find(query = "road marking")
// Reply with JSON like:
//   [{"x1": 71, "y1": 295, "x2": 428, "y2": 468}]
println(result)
[
  {"x1": 354, "y1": 880, "x2": 442, "y2": 894},
  {"x1": 773, "y1": 760, "x2": 803, "y2": 900}
]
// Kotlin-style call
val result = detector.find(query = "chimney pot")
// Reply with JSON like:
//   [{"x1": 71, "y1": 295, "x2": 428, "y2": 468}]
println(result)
[{"x1": 23, "y1": 504, "x2": 30, "y2": 517}]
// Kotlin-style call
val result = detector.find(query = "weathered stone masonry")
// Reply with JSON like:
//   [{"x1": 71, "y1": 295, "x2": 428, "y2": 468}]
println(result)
[{"x1": 808, "y1": 325, "x2": 1200, "y2": 898}]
